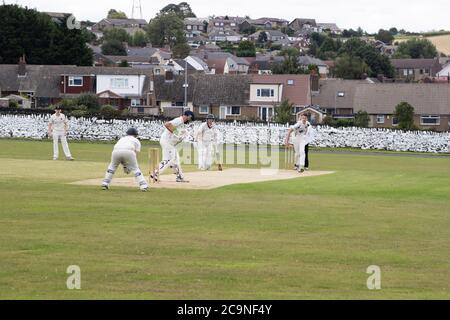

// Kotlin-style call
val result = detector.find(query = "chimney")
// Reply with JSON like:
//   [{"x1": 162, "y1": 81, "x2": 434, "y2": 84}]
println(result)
[{"x1": 18, "y1": 55, "x2": 27, "y2": 77}]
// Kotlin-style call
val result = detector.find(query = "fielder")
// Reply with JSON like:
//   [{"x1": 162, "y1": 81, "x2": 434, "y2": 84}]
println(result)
[
  {"x1": 195, "y1": 114, "x2": 222, "y2": 171},
  {"x1": 284, "y1": 113, "x2": 311, "y2": 173},
  {"x1": 151, "y1": 111, "x2": 194, "y2": 183},
  {"x1": 102, "y1": 128, "x2": 149, "y2": 192},
  {"x1": 48, "y1": 107, "x2": 74, "y2": 161}
]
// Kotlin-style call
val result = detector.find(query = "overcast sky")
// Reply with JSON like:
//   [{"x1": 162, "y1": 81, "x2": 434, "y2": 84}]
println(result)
[{"x1": 6, "y1": 0, "x2": 450, "y2": 33}]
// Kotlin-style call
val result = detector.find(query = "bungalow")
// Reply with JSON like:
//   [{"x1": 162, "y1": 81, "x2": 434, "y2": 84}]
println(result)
[
  {"x1": 391, "y1": 58, "x2": 442, "y2": 82},
  {"x1": 248, "y1": 30, "x2": 288, "y2": 42},
  {"x1": 92, "y1": 18, "x2": 148, "y2": 32},
  {"x1": 289, "y1": 18, "x2": 318, "y2": 32},
  {"x1": 208, "y1": 28, "x2": 242, "y2": 43},
  {"x1": 250, "y1": 17, "x2": 289, "y2": 29}
]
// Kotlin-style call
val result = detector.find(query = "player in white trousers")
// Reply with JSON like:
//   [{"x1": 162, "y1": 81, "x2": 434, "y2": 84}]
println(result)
[
  {"x1": 48, "y1": 107, "x2": 74, "y2": 161},
  {"x1": 195, "y1": 114, "x2": 221, "y2": 171},
  {"x1": 102, "y1": 128, "x2": 149, "y2": 192},
  {"x1": 285, "y1": 113, "x2": 311, "y2": 173},
  {"x1": 151, "y1": 111, "x2": 194, "y2": 183}
]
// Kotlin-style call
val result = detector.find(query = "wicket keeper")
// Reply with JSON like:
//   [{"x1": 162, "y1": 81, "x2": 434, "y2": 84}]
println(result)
[{"x1": 102, "y1": 128, "x2": 149, "y2": 192}]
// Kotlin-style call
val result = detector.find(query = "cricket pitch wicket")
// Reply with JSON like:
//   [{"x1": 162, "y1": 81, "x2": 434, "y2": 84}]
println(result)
[{"x1": 148, "y1": 147, "x2": 161, "y2": 183}]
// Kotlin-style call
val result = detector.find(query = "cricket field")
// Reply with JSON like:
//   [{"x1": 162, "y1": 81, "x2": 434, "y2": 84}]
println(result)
[{"x1": 0, "y1": 139, "x2": 449, "y2": 299}]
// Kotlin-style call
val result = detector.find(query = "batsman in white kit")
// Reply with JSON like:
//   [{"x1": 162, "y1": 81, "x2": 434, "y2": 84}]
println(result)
[
  {"x1": 150, "y1": 111, "x2": 194, "y2": 183},
  {"x1": 102, "y1": 128, "x2": 149, "y2": 192},
  {"x1": 48, "y1": 107, "x2": 74, "y2": 161},
  {"x1": 195, "y1": 114, "x2": 222, "y2": 171},
  {"x1": 285, "y1": 113, "x2": 311, "y2": 173}
]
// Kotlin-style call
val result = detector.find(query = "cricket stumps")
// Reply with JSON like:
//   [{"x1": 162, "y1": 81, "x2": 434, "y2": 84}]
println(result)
[{"x1": 148, "y1": 147, "x2": 161, "y2": 183}]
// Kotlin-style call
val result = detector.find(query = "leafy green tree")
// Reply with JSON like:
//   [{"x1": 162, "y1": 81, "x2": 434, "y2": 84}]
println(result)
[
  {"x1": 172, "y1": 42, "x2": 191, "y2": 58},
  {"x1": 394, "y1": 102, "x2": 416, "y2": 130},
  {"x1": 272, "y1": 48, "x2": 304, "y2": 74},
  {"x1": 0, "y1": 5, "x2": 93, "y2": 65},
  {"x1": 274, "y1": 99, "x2": 294, "y2": 124},
  {"x1": 132, "y1": 30, "x2": 148, "y2": 47},
  {"x1": 389, "y1": 27, "x2": 398, "y2": 35},
  {"x1": 100, "y1": 105, "x2": 120, "y2": 117},
  {"x1": 239, "y1": 24, "x2": 256, "y2": 36},
  {"x1": 334, "y1": 54, "x2": 370, "y2": 79},
  {"x1": 393, "y1": 38, "x2": 438, "y2": 59},
  {"x1": 107, "y1": 9, "x2": 127, "y2": 19},
  {"x1": 339, "y1": 38, "x2": 394, "y2": 78},
  {"x1": 160, "y1": 2, "x2": 196, "y2": 19},
  {"x1": 147, "y1": 12, "x2": 186, "y2": 47},
  {"x1": 103, "y1": 28, "x2": 132, "y2": 44},
  {"x1": 74, "y1": 94, "x2": 100, "y2": 112},
  {"x1": 236, "y1": 40, "x2": 256, "y2": 57},
  {"x1": 375, "y1": 29, "x2": 394, "y2": 44},
  {"x1": 257, "y1": 32, "x2": 268, "y2": 44},
  {"x1": 354, "y1": 110, "x2": 370, "y2": 128},
  {"x1": 101, "y1": 39, "x2": 127, "y2": 55},
  {"x1": 281, "y1": 26, "x2": 294, "y2": 37}
]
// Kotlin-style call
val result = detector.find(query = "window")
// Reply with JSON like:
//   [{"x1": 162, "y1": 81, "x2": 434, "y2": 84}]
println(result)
[
  {"x1": 137, "y1": 107, "x2": 145, "y2": 114},
  {"x1": 257, "y1": 88, "x2": 275, "y2": 97},
  {"x1": 171, "y1": 101, "x2": 184, "y2": 107},
  {"x1": 421, "y1": 115, "x2": 440, "y2": 125},
  {"x1": 230, "y1": 23, "x2": 236, "y2": 27},
  {"x1": 226, "y1": 106, "x2": 241, "y2": 115},
  {"x1": 291, "y1": 107, "x2": 303, "y2": 115},
  {"x1": 110, "y1": 78, "x2": 129, "y2": 89},
  {"x1": 155, "y1": 69, "x2": 161, "y2": 75},
  {"x1": 377, "y1": 115, "x2": 385, "y2": 124},
  {"x1": 287, "y1": 80, "x2": 294, "y2": 85},
  {"x1": 131, "y1": 99, "x2": 140, "y2": 107},
  {"x1": 69, "y1": 76, "x2": 83, "y2": 87},
  {"x1": 187, "y1": 25, "x2": 192, "y2": 30},
  {"x1": 337, "y1": 91, "x2": 345, "y2": 97},
  {"x1": 392, "y1": 117, "x2": 399, "y2": 126},
  {"x1": 199, "y1": 105, "x2": 209, "y2": 114}
]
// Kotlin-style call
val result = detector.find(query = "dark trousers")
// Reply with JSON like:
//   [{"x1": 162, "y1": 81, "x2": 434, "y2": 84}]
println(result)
[{"x1": 305, "y1": 144, "x2": 309, "y2": 168}]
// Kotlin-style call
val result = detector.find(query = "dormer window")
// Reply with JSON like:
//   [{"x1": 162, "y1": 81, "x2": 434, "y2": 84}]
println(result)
[
  {"x1": 337, "y1": 91, "x2": 345, "y2": 97},
  {"x1": 287, "y1": 79, "x2": 294, "y2": 85}
]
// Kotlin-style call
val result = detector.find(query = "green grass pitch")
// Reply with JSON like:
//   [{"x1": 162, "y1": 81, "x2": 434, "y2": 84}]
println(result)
[{"x1": 0, "y1": 139, "x2": 449, "y2": 299}]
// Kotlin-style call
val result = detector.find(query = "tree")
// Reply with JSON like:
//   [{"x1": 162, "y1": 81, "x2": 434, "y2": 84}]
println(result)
[
  {"x1": 101, "y1": 39, "x2": 127, "y2": 55},
  {"x1": 354, "y1": 110, "x2": 370, "y2": 128},
  {"x1": 236, "y1": 40, "x2": 256, "y2": 57},
  {"x1": 375, "y1": 29, "x2": 394, "y2": 44},
  {"x1": 281, "y1": 26, "x2": 294, "y2": 37},
  {"x1": 257, "y1": 32, "x2": 268, "y2": 44},
  {"x1": 147, "y1": 12, "x2": 186, "y2": 47},
  {"x1": 172, "y1": 42, "x2": 191, "y2": 58},
  {"x1": 334, "y1": 54, "x2": 370, "y2": 79},
  {"x1": 103, "y1": 28, "x2": 132, "y2": 44},
  {"x1": 239, "y1": 23, "x2": 256, "y2": 36},
  {"x1": 393, "y1": 38, "x2": 438, "y2": 59},
  {"x1": 107, "y1": 9, "x2": 127, "y2": 19},
  {"x1": 394, "y1": 102, "x2": 416, "y2": 130},
  {"x1": 272, "y1": 48, "x2": 304, "y2": 74},
  {"x1": 389, "y1": 27, "x2": 398, "y2": 35},
  {"x1": 132, "y1": 30, "x2": 148, "y2": 47},
  {"x1": 74, "y1": 94, "x2": 100, "y2": 112},
  {"x1": 160, "y1": 2, "x2": 196, "y2": 19},
  {"x1": 274, "y1": 99, "x2": 294, "y2": 124},
  {"x1": 338, "y1": 38, "x2": 394, "y2": 78},
  {"x1": 0, "y1": 5, "x2": 92, "y2": 66}
]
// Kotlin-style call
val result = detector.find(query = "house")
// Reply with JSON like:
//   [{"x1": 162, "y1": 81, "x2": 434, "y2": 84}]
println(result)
[
  {"x1": 184, "y1": 18, "x2": 208, "y2": 37},
  {"x1": 196, "y1": 52, "x2": 250, "y2": 74},
  {"x1": 289, "y1": 18, "x2": 318, "y2": 32},
  {"x1": 317, "y1": 23, "x2": 342, "y2": 35},
  {"x1": 391, "y1": 58, "x2": 442, "y2": 82},
  {"x1": 250, "y1": 17, "x2": 289, "y2": 29},
  {"x1": 0, "y1": 58, "x2": 154, "y2": 112},
  {"x1": 313, "y1": 79, "x2": 450, "y2": 131},
  {"x1": 207, "y1": 17, "x2": 246, "y2": 33},
  {"x1": 224, "y1": 56, "x2": 250, "y2": 74},
  {"x1": 248, "y1": 30, "x2": 288, "y2": 42},
  {"x1": 248, "y1": 60, "x2": 273, "y2": 75},
  {"x1": 150, "y1": 49, "x2": 173, "y2": 65},
  {"x1": 298, "y1": 56, "x2": 329, "y2": 77},
  {"x1": 208, "y1": 28, "x2": 242, "y2": 43},
  {"x1": 436, "y1": 62, "x2": 450, "y2": 79},
  {"x1": 250, "y1": 75, "x2": 312, "y2": 122},
  {"x1": 1, "y1": 94, "x2": 32, "y2": 108},
  {"x1": 92, "y1": 18, "x2": 148, "y2": 33},
  {"x1": 184, "y1": 56, "x2": 211, "y2": 73}
]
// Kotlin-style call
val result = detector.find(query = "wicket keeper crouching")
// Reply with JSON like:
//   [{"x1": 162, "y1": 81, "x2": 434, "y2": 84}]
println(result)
[
  {"x1": 102, "y1": 128, "x2": 149, "y2": 192},
  {"x1": 151, "y1": 111, "x2": 194, "y2": 183}
]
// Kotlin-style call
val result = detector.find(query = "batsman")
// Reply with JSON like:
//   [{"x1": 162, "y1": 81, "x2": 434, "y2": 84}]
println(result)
[
  {"x1": 151, "y1": 111, "x2": 194, "y2": 183},
  {"x1": 195, "y1": 114, "x2": 222, "y2": 171}
]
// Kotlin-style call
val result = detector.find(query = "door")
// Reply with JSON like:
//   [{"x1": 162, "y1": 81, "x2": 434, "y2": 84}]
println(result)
[{"x1": 220, "y1": 106, "x2": 227, "y2": 120}]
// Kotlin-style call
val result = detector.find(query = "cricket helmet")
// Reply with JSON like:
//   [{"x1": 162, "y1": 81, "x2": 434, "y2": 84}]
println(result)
[
  {"x1": 126, "y1": 128, "x2": 139, "y2": 137},
  {"x1": 183, "y1": 110, "x2": 195, "y2": 122}
]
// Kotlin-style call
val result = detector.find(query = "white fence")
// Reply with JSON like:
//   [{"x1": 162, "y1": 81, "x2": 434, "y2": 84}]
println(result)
[{"x1": 1, "y1": 114, "x2": 449, "y2": 153}]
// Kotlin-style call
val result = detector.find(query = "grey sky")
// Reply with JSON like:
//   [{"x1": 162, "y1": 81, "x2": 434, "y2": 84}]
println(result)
[{"x1": 7, "y1": 0, "x2": 450, "y2": 33}]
